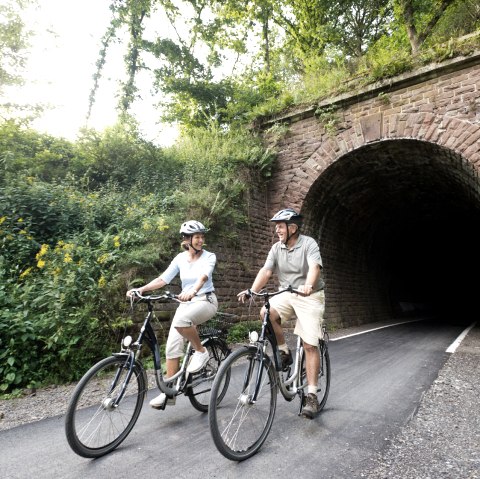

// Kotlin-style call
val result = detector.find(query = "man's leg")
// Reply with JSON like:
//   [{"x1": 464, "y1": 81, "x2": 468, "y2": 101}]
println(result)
[
  {"x1": 260, "y1": 306, "x2": 285, "y2": 344},
  {"x1": 301, "y1": 341, "x2": 320, "y2": 419},
  {"x1": 304, "y1": 341, "x2": 320, "y2": 390},
  {"x1": 259, "y1": 306, "x2": 292, "y2": 368}
]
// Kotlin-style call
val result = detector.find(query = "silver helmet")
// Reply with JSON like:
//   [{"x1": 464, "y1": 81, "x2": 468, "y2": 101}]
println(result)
[
  {"x1": 179, "y1": 220, "x2": 208, "y2": 236},
  {"x1": 270, "y1": 208, "x2": 302, "y2": 226}
]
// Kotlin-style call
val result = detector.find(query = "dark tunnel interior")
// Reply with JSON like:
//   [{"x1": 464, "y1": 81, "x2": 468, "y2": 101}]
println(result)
[{"x1": 302, "y1": 139, "x2": 480, "y2": 328}]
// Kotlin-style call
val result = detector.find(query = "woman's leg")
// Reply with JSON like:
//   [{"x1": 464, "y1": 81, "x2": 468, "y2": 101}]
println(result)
[
  {"x1": 176, "y1": 326, "x2": 205, "y2": 353},
  {"x1": 165, "y1": 326, "x2": 184, "y2": 376}
]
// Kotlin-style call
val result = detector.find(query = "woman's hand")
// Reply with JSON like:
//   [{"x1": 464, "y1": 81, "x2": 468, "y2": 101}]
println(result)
[{"x1": 178, "y1": 289, "x2": 197, "y2": 302}]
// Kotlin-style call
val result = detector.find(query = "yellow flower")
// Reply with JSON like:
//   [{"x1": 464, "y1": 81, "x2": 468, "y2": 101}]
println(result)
[
  {"x1": 53, "y1": 267, "x2": 62, "y2": 276},
  {"x1": 157, "y1": 218, "x2": 170, "y2": 232},
  {"x1": 0, "y1": 216, "x2": 6, "y2": 225},
  {"x1": 97, "y1": 253, "x2": 109, "y2": 264},
  {"x1": 17, "y1": 218, "x2": 23, "y2": 223},
  {"x1": 113, "y1": 235, "x2": 120, "y2": 248},
  {"x1": 64, "y1": 253, "x2": 73, "y2": 263},
  {"x1": 37, "y1": 259, "x2": 46, "y2": 269},
  {"x1": 20, "y1": 267, "x2": 32, "y2": 278},
  {"x1": 98, "y1": 276, "x2": 107, "y2": 288},
  {"x1": 36, "y1": 244, "x2": 49, "y2": 260}
]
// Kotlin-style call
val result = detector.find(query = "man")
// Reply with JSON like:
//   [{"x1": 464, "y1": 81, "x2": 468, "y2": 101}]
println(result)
[{"x1": 238, "y1": 208, "x2": 325, "y2": 419}]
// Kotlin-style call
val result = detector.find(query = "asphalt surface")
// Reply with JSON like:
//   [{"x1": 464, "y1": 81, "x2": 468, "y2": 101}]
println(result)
[{"x1": 0, "y1": 319, "x2": 476, "y2": 479}]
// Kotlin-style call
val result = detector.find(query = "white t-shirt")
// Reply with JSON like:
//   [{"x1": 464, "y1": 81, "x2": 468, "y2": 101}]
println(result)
[{"x1": 160, "y1": 250, "x2": 216, "y2": 294}]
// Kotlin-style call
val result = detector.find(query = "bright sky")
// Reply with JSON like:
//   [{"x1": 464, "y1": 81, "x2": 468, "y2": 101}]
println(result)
[{"x1": 7, "y1": 0, "x2": 178, "y2": 146}]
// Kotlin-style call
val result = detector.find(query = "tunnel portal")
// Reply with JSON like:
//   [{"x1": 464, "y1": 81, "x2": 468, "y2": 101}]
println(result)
[{"x1": 302, "y1": 139, "x2": 480, "y2": 327}]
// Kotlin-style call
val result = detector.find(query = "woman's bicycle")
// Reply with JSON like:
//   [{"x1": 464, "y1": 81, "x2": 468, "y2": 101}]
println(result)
[
  {"x1": 65, "y1": 291, "x2": 231, "y2": 458},
  {"x1": 208, "y1": 286, "x2": 330, "y2": 461}
]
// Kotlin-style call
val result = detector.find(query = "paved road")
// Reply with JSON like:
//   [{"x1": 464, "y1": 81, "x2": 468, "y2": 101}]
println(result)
[{"x1": 0, "y1": 320, "x2": 464, "y2": 479}]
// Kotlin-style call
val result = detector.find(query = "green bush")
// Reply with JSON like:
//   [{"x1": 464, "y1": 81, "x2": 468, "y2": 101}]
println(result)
[
  {"x1": 227, "y1": 320, "x2": 262, "y2": 344},
  {"x1": 0, "y1": 120, "x2": 275, "y2": 393}
]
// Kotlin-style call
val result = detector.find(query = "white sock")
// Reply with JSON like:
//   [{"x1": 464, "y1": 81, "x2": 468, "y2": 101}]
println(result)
[
  {"x1": 278, "y1": 343, "x2": 289, "y2": 353},
  {"x1": 308, "y1": 385, "x2": 318, "y2": 395}
]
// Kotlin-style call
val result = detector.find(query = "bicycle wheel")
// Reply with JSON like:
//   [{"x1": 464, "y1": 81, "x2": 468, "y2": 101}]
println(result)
[
  {"x1": 208, "y1": 346, "x2": 277, "y2": 461},
  {"x1": 65, "y1": 355, "x2": 146, "y2": 458},
  {"x1": 300, "y1": 339, "x2": 331, "y2": 411},
  {"x1": 188, "y1": 338, "x2": 231, "y2": 412}
]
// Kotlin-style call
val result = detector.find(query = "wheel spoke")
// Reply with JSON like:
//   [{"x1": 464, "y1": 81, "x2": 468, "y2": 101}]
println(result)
[
  {"x1": 209, "y1": 348, "x2": 277, "y2": 461},
  {"x1": 65, "y1": 356, "x2": 146, "y2": 458}
]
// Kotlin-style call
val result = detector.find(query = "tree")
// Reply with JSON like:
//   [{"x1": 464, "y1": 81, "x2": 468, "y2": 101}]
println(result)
[
  {"x1": 395, "y1": 0, "x2": 457, "y2": 54},
  {"x1": 0, "y1": 0, "x2": 32, "y2": 121},
  {"x1": 0, "y1": 0, "x2": 29, "y2": 91}
]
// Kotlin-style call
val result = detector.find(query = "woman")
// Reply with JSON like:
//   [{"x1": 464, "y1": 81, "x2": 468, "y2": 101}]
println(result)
[{"x1": 126, "y1": 220, "x2": 218, "y2": 409}]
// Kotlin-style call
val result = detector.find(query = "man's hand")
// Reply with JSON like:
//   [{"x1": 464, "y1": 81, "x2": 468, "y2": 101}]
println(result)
[
  {"x1": 298, "y1": 284, "x2": 313, "y2": 296},
  {"x1": 237, "y1": 289, "x2": 252, "y2": 303}
]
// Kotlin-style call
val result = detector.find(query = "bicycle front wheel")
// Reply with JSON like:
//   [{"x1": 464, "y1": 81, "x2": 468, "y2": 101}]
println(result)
[
  {"x1": 188, "y1": 338, "x2": 231, "y2": 412},
  {"x1": 208, "y1": 346, "x2": 277, "y2": 461},
  {"x1": 65, "y1": 355, "x2": 146, "y2": 458}
]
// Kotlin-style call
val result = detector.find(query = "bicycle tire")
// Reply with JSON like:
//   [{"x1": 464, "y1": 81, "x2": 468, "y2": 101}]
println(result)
[
  {"x1": 300, "y1": 339, "x2": 331, "y2": 411},
  {"x1": 208, "y1": 346, "x2": 277, "y2": 461},
  {"x1": 188, "y1": 338, "x2": 231, "y2": 412},
  {"x1": 65, "y1": 355, "x2": 146, "y2": 458}
]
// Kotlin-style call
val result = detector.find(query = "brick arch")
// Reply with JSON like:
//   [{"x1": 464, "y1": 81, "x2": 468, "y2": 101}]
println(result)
[
  {"x1": 276, "y1": 112, "x2": 480, "y2": 212},
  {"x1": 289, "y1": 124, "x2": 480, "y2": 327},
  {"x1": 216, "y1": 54, "x2": 480, "y2": 324}
]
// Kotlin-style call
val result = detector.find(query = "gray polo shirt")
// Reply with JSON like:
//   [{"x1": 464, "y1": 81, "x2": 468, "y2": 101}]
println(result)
[{"x1": 263, "y1": 234, "x2": 325, "y2": 291}]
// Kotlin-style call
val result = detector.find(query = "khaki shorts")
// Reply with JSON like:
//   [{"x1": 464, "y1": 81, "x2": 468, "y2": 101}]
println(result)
[
  {"x1": 166, "y1": 293, "x2": 218, "y2": 359},
  {"x1": 269, "y1": 290, "x2": 325, "y2": 346}
]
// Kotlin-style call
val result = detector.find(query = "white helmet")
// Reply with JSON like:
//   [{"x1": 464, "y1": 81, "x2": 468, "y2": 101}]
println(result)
[
  {"x1": 179, "y1": 220, "x2": 208, "y2": 236},
  {"x1": 270, "y1": 208, "x2": 303, "y2": 226}
]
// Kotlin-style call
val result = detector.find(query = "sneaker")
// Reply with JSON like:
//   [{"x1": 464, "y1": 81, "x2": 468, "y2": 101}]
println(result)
[
  {"x1": 280, "y1": 349, "x2": 293, "y2": 370},
  {"x1": 301, "y1": 393, "x2": 319, "y2": 419},
  {"x1": 149, "y1": 393, "x2": 176, "y2": 409},
  {"x1": 187, "y1": 349, "x2": 210, "y2": 373}
]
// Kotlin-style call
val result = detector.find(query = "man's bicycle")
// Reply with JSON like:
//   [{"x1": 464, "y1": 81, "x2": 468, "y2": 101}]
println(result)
[
  {"x1": 65, "y1": 291, "x2": 231, "y2": 458},
  {"x1": 208, "y1": 286, "x2": 330, "y2": 461}
]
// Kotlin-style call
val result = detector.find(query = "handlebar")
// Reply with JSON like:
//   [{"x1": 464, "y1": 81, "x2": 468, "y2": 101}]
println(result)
[
  {"x1": 244, "y1": 286, "x2": 306, "y2": 300},
  {"x1": 129, "y1": 290, "x2": 181, "y2": 303}
]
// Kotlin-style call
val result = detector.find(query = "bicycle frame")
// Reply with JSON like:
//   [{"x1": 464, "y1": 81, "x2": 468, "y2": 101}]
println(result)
[
  {"x1": 120, "y1": 293, "x2": 205, "y2": 400},
  {"x1": 250, "y1": 288, "x2": 307, "y2": 404}
]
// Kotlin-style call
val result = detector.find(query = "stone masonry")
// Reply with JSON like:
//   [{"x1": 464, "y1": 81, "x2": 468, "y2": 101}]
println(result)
[{"x1": 213, "y1": 49, "x2": 480, "y2": 330}]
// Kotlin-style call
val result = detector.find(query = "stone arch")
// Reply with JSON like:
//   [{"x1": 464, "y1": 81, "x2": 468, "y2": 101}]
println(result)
[{"x1": 282, "y1": 114, "x2": 480, "y2": 328}]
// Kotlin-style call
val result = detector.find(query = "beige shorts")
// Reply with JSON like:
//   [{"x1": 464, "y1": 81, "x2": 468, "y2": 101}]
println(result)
[
  {"x1": 166, "y1": 293, "x2": 218, "y2": 359},
  {"x1": 269, "y1": 290, "x2": 325, "y2": 346}
]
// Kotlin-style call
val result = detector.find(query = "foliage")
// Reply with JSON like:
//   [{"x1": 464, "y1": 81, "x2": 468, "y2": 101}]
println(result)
[
  {"x1": 226, "y1": 319, "x2": 262, "y2": 343},
  {"x1": 0, "y1": 0, "x2": 29, "y2": 91},
  {"x1": 90, "y1": 0, "x2": 480, "y2": 132},
  {"x1": 0, "y1": 119, "x2": 274, "y2": 393}
]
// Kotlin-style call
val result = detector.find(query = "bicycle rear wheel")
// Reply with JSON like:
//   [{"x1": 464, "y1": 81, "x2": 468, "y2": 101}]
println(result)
[
  {"x1": 65, "y1": 355, "x2": 146, "y2": 458},
  {"x1": 208, "y1": 346, "x2": 277, "y2": 461},
  {"x1": 188, "y1": 338, "x2": 231, "y2": 412},
  {"x1": 300, "y1": 339, "x2": 331, "y2": 411}
]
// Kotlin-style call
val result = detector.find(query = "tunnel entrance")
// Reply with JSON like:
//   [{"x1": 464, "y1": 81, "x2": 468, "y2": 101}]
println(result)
[{"x1": 302, "y1": 139, "x2": 480, "y2": 328}]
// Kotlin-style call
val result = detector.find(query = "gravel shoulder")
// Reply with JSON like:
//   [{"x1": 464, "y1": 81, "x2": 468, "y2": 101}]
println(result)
[
  {"x1": 364, "y1": 323, "x2": 480, "y2": 479},
  {"x1": 1, "y1": 319, "x2": 478, "y2": 479}
]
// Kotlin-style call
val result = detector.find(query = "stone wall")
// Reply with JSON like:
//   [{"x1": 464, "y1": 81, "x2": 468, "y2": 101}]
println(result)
[{"x1": 217, "y1": 50, "x2": 480, "y2": 329}]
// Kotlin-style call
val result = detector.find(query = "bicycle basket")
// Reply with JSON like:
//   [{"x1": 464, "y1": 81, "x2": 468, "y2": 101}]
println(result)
[{"x1": 198, "y1": 312, "x2": 237, "y2": 338}]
